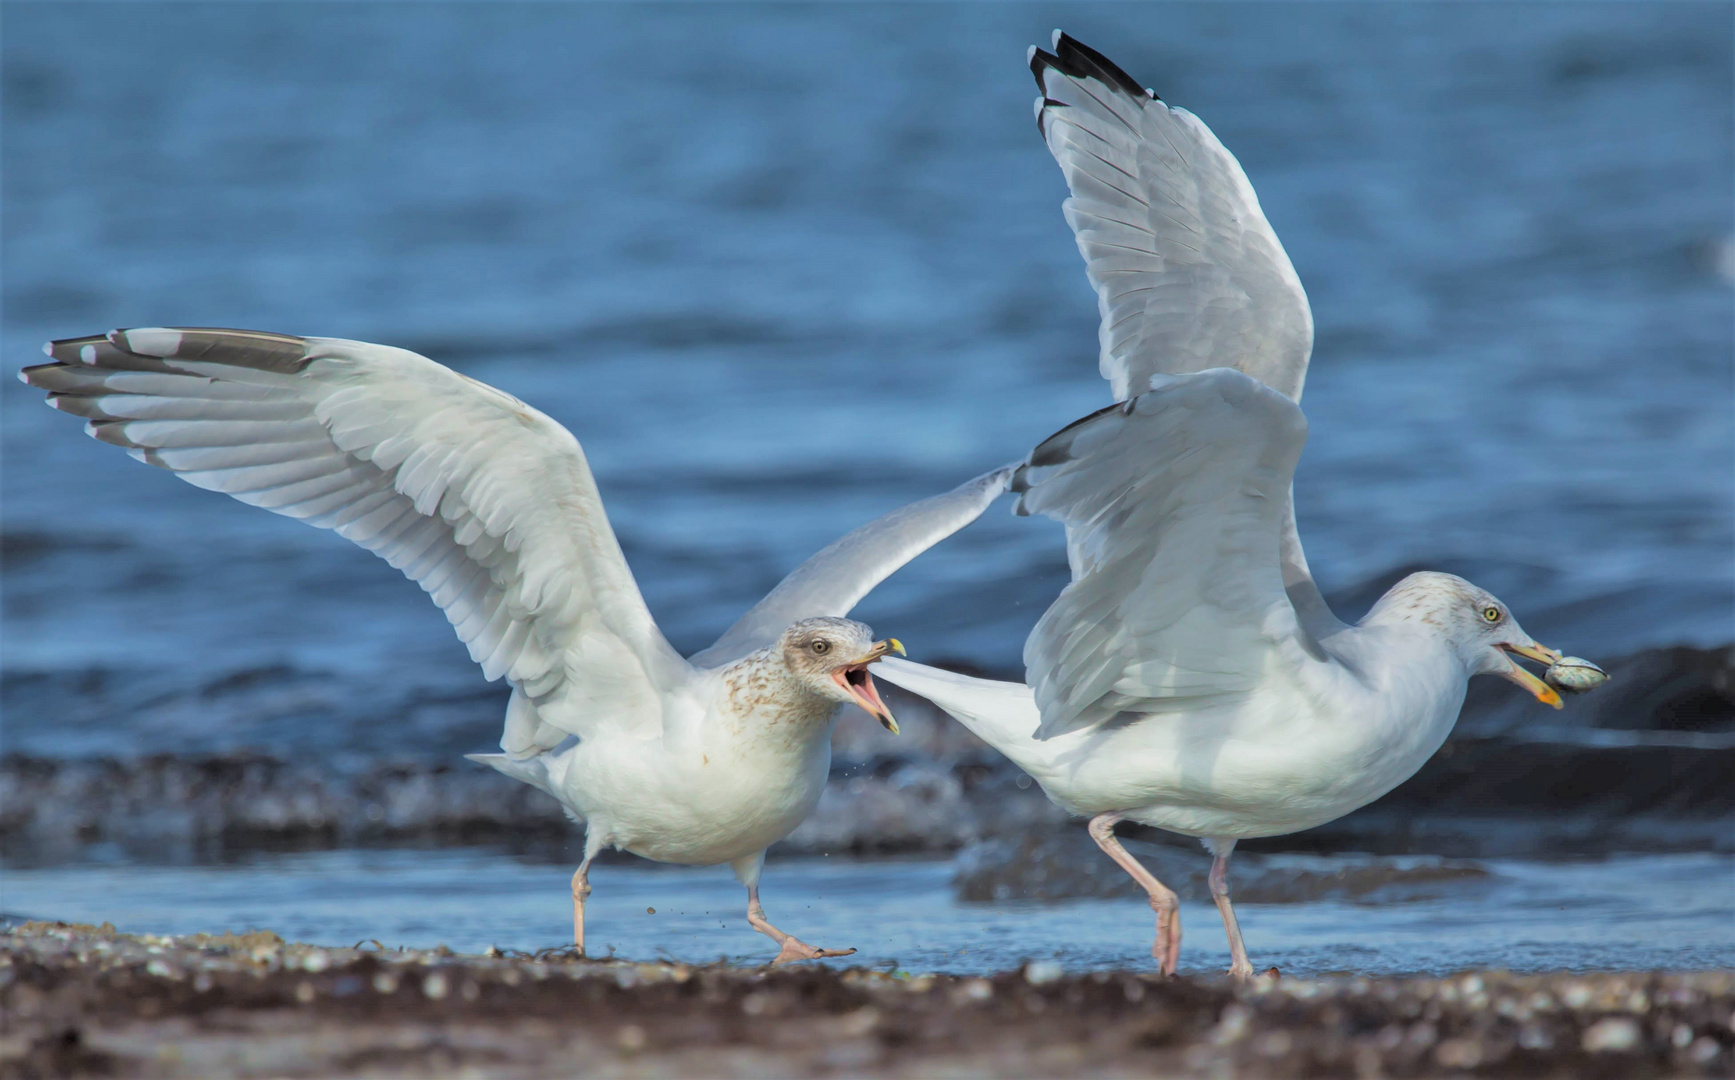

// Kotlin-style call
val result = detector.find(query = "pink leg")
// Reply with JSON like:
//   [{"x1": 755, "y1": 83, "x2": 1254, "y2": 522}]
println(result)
[
  {"x1": 1089, "y1": 813, "x2": 1181, "y2": 975},
  {"x1": 570, "y1": 831, "x2": 611, "y2": 956},
  {"x1": 1207, "y1": 841, "x2": 1254, "y2": 978},
  {"x1": 745, "y1": 884, "x2": 857, "y2": 965},
  {"x1": 571, "y1": 857, "x2": 594, "y2": 955}
]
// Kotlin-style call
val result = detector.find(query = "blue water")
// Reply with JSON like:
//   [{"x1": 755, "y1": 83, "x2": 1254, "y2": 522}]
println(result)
[
  {"x1": 4, "y1": 5, "x2": 1730, "y2": 719},
  {"x1": 3, "y1": 850, "x2": 1731, "y2": 977}
]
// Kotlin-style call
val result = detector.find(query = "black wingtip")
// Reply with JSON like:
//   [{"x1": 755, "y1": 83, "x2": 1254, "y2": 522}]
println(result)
[
  {"x1": 43, "y1": 334, "x2": 110, "y2": 365},
  {"x1": 1029, "y1": 45, "x2": 1059, "y2": 92},
  {"x1": 1037, "y1": 32, "x2": 1159, "y2": 103}
]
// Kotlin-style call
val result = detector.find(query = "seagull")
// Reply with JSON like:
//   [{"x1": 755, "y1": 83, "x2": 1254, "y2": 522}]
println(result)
[
  {"x1": 20, "y1": 327, "x2": 1012, "y2": 963},
  {"x1": 875, "y1": 33, "x2": 1593, "y2": 978}
]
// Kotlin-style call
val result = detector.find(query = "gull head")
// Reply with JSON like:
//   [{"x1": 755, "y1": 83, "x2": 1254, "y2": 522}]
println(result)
[
  {"x1": 778, "y1": 617, "x2": 906, "y2": 733},
  {"x1": 1369, "y1": 572, "x2": 1566, "y2": 709}
]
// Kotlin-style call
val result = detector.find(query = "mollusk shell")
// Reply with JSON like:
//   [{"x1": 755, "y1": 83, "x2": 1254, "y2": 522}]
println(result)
[{"x1": 1544, "y1": 657, "x2": 1609, "y2": 693}]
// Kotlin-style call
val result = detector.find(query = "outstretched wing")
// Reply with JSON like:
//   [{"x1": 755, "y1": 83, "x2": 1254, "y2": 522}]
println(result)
[
  {"x1": 1012, "y1": 368, "x2": 1309, "y2": 738},
  {"x1": 689, "y1": 464, "x2": 1016, "y2": 668},
  {"x1": 21, "y1": 328, "x2": 694, "y2": 757},
  {"x1": 1031, "y1": 32, "x2": 1313, "y2": 403}
]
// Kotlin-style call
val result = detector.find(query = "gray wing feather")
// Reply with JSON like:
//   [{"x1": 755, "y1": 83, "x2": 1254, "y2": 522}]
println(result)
[
  {"x1": 1032, "y1": 32, "x2": 1313, "y2": 403},
  {"x1": 690, "y1": 464, "x2": 1016, "y2": 668},
  {"x1": 1013, "y1": 368, "x2": 1308, "y2": 738},
  {"x1": 22, "y1": 328, "x2": 694, "y2": 756}
]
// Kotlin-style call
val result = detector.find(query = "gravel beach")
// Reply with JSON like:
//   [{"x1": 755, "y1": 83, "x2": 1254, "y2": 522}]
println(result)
[{"x1": 4, "y1": 921, "x2": 1730, "y2": 1078}]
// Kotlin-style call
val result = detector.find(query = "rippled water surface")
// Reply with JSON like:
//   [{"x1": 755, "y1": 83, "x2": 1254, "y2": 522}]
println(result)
[
  {"x1": 5, "y1": 5, "x2": 1730, "y2": 722},
  {"x1": 4, "y1": 852, "x2": 1731, "y2": 977}
]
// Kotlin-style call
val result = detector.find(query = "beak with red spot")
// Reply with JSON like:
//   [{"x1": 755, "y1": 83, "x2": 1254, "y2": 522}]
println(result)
[
  {"x1": 831, "y1": 639, "x2": 905, "y2": 733},
  {"x1": 1498, "y1": 641, "x2": 1565, "y2": 709}
]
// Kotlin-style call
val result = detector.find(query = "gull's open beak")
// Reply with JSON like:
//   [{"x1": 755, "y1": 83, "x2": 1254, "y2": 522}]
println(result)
[
  {"x1": 831, "y1": 639, "x2": 905, "y2": 734},
  {"x1": 1498, "y1": 642, "x2": 1565, "y2": 709}
]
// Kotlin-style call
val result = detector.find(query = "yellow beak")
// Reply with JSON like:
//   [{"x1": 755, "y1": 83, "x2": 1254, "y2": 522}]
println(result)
[
  {"x1": 1499, "y1": 642, "x2": 1564, "y2": 709},
  {"x1": 862, "y1": 638, "x2": 905, "y2": 661}
]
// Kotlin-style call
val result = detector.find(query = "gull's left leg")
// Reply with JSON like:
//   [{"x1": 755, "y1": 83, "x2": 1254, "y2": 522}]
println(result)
[
  {"x1": 731, "y1": 850, "x2": 857, "y2": 965},
  {"x1": 1206, "y1": 838, "x2": 1254, "y2": 978}
]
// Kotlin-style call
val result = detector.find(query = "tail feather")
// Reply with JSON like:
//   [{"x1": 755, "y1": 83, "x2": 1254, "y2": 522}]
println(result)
[
  {"x1": 875, "y1": 658, "x2": 1052, "y2": 773},
  {"x1": 465, "y1": 751, "x2": 560, "y2": 800}
]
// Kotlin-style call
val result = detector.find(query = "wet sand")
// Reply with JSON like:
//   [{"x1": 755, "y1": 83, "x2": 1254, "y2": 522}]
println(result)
[{"x1": 4, "y1": 922, "x2": 1729, "y2": 1078}]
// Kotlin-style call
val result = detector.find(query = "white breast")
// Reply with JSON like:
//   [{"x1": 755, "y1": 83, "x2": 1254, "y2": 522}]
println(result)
[{"x1": 534, "y1": 661, "x2": 840, "y2": 866}]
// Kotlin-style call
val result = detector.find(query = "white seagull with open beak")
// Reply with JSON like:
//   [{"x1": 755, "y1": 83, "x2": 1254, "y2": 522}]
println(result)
[{"x1": 20, "y1": 326, "x2": 1012, "y2": 963}]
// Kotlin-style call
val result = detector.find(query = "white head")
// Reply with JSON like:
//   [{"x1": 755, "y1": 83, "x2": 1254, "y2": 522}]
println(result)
[
  {"x1": 1366, "y1": 572, "x2": 1564, "y2": 708},
  {"x1": 777, "y1": 617, "x2": 906, "y2": 732}
]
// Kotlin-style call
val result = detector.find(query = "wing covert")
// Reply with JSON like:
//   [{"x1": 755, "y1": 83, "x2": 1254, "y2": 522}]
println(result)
[{"x1": 1012, "y1": 368, "x2": 1308, "y2": 738}]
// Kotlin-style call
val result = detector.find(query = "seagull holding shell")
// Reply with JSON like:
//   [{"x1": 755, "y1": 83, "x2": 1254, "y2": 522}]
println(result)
[
  {"x1": 20, "y1": 328, "x2": 1012, "y2": 963},
  {"x1": 876, "y1": 34, "x2": 1605, "y2": 977}
]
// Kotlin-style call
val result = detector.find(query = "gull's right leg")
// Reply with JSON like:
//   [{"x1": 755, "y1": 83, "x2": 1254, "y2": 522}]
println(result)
[
  {"x1": 571, "y1": 829, "x2": 608, "y2": 955},
  {"x1": 1089, "y1": 813, "x2": 1181, "y2": 976},
  {"x1": 732, "y1": 851, "x2": 856, "y2": 965}
]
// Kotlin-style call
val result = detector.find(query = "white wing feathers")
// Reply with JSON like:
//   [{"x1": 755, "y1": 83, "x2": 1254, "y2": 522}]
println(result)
[
  {"x1": 1012, "y1": 368, "x2": 1308, "y2": 738},
  {"x1": 22, "y1": 328, "x2": 693, "y2": 757},
  {"x1": 690, "y1": 464, "x2": 1016, "y2": 668},
  {"x1": 1032, "y1": 32, "x2": 1314, "y2": 403}
]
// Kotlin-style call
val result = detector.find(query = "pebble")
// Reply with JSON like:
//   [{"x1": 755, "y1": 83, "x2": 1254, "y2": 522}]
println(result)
[
  {"x1": 1024, "y1": 960, "x2": 1064, "y2": 985},
  {"x1": 1518, "y1": 1023, "x2": 1553, "y2": 1051},
  {"x1": 956, "y1": 978, "x2": 994, "y2": 1002},
  {"x1": 1581, "y1": 1016, "x2": 1640, "y2": 1052}
]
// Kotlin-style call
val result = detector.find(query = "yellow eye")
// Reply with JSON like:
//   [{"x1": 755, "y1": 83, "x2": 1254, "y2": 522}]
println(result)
[
  {"x1": 1482, "y1": 606, "x2": 1502, "y2": 623},
  {"x1": 811, "y1": 640, "x2": 830, "y2": 654}
]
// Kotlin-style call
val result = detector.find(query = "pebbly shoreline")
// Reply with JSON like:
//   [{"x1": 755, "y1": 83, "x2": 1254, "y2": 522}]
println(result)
[{"x1": 3, "y1": 921, "x2": 1730, "y2": 1078}]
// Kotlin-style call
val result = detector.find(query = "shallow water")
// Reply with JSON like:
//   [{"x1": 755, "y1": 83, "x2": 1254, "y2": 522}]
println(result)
[{"x1": 4, "y1": 852, "x2": 1730, "y2": 978}]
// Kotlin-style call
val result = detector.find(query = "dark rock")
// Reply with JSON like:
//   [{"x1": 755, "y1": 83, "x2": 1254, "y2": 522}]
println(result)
[{"x1": 2, "y1": 644, "x2": 1728, "y2": 865}]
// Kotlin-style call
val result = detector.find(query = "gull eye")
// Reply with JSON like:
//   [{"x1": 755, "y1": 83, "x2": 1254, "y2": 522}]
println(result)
[
  {"x1": 811, "y1": 639, "x2": 830, "y2": 655},
  {"x1": 1482, "y1": 606, "x2": 1502, "y2": 623}
]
